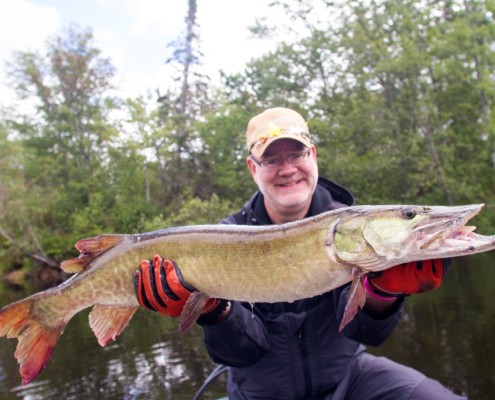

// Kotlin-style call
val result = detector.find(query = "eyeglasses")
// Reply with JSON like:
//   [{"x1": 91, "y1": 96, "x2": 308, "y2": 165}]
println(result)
[{"x1": 251, "y1": 149, "x2": 311, "y2": 172}]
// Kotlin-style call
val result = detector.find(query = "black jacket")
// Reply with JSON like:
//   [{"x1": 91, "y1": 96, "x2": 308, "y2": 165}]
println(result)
[{"x1": 200, "y1": 177, "x2": 404, "y2": 400}]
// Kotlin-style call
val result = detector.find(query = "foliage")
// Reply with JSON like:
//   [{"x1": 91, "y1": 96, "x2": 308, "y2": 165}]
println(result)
[
  {"x1": 1, "y1": 25, "x2": 124, "y2": 270},
  {"x1": 141, "y1": 193, "x2": 234, "y2": 232},
  {"x1": 1, "y1": 0, "x2": 495, "y2": 275}
]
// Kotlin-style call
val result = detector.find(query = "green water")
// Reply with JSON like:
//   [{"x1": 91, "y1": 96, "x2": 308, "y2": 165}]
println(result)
[{"x1": 0, "y1": 254, "x2": 493, "y2": 399}]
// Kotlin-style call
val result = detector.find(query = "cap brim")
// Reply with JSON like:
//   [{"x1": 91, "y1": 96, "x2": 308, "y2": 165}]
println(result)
[{"x1": 250, "y1": 134, "x2": 310, "y2": 158}]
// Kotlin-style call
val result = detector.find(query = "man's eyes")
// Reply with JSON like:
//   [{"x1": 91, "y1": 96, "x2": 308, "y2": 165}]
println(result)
[
  {"x1": 263, "y1": 153, "x2": 304, "y2": 165},
  {"x1": 263, "y1": 158, "x2": 281, "y2": 166}
]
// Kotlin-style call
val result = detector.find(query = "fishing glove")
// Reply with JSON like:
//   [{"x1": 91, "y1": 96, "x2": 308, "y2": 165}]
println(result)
[
  {"x1": 133, "y1": 255, "x2": 228, "y2": 320},
  {"x1": 366, "y1": 258, "x2": 451, "y2": 298}
]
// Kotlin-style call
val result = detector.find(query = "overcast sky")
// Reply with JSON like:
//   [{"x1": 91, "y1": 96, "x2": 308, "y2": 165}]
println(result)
[{"x1": 0, "y1": 0, "x2": 282, "y2": 106}]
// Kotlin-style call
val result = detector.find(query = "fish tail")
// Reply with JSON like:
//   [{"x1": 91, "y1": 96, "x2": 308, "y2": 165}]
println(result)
[{"x1": 0, "y1": 299, "x2": 65, "y2": 384}]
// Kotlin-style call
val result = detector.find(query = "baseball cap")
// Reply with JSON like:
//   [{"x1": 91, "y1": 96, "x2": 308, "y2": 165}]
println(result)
[{"x1": 246, "y1": 107, "x2": 311, "y2": 158}]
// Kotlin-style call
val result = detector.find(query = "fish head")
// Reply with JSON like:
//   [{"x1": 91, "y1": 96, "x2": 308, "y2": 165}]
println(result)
[{"x1": 332, "y1": 204, "x2": 489, "y2": 271}]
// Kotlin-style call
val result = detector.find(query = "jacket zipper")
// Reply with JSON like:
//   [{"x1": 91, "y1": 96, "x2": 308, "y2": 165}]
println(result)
[{"x1": 297, "y1": 327, "x2": 313, "y2": 397}]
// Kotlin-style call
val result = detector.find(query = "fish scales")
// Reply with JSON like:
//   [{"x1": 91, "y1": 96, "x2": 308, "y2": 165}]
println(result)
[{"x1": 122, "y1": 216, "x2": 348, "y2": 302}]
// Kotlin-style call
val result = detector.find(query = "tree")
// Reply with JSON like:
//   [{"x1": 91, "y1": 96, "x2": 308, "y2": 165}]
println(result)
[
  {"x1": 1, "y1": 25, "x2": 119, "y2": 270},
  {"x1": 151, "y1": 0, "x2": 214, "y2": 208},
  {"x1": 329, "y1": 0, "x2": 495, "y2": 205}
]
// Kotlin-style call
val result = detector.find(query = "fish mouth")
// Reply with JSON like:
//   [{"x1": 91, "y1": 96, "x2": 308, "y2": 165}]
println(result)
[{"x1": 415, "y1": 204, "x2": 495, "y2": 256}]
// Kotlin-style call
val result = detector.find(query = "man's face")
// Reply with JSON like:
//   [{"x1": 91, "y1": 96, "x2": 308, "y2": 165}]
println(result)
[{"x1": 246, "y1": 139, "x2": 319, "y2": 223}]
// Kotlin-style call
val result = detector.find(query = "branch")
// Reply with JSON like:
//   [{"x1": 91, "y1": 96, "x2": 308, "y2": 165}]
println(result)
[{"x1": 0, "y1": 225, "x2": 59, "y2": 268}]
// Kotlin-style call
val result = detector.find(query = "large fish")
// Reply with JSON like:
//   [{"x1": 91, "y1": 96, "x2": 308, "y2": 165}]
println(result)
[{"x1": 0, "y1": 204, "x2": 494, "y2": 385}]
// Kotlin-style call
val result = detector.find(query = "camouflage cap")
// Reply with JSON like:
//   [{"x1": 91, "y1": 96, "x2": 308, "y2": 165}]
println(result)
[{"x1": 246, "y1": 107, "x2": 311, "y2": 158}]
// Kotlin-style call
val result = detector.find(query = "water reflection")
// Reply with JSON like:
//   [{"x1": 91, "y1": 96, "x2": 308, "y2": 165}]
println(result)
[
  {"x1": 0, "y1": 303, "x2": 225, "y2": 400},
  {"x1": 0, "y1": 254, "x2": 494, "y2": 399}
]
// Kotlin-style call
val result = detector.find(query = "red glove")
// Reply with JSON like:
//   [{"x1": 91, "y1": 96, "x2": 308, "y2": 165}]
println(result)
[
  {"x1": 133, "y1": 255, "x2": 225, "y2": 318},
  {"x1": 367, "y1": 259, "x2": 447, "y2": 298}
]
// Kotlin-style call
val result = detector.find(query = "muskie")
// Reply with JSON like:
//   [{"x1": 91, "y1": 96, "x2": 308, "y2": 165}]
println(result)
[{"x1": 1, "y1": 204, "x2": 495, "y2": 384}]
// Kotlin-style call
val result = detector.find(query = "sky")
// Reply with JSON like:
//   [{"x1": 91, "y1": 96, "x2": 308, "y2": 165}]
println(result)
[{"x1": 0, "y1": 0, "x2": 283, "y2": 107}]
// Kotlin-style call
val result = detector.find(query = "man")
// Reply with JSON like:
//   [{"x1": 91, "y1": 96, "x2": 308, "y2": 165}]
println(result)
[{"x1": 134, "y1": 107, "x2": 467, "y2": 399}]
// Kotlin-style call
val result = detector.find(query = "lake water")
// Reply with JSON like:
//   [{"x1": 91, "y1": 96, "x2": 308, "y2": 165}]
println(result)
[{"x1": 0, "y1": 254, "x2": 494, "y2": 399}]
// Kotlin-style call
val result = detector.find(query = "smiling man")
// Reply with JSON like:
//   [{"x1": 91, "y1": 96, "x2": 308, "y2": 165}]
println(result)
[
  {"x1": 245, "y1": 108, "x2": 319, "y2": 224},
  {"x1": 134, "y1": 107, "x2": 466, "y2": 399}
]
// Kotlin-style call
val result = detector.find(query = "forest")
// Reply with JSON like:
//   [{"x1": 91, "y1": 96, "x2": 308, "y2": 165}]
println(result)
[{"x1": 0, "y1": 0, "x2": 494, "y2": 280}]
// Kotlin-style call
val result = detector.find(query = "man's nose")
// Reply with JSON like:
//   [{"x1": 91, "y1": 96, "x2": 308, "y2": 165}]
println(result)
[{"x1": 278, "y1": 158, "x2": 297, "y2": 172}]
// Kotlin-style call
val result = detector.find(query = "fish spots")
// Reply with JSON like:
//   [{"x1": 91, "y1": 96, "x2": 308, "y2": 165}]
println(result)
[{"x1": 260, "y1": 247, "x2": 270, "y2": 257}]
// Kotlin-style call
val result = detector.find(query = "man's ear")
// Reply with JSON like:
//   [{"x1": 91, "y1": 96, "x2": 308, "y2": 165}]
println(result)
[
  {"x1": 246, "y1": 157, "x2": 259, "y2": 183},
  {"x1": 310, "y1": 144, "x2": 317, "y2": 159}
]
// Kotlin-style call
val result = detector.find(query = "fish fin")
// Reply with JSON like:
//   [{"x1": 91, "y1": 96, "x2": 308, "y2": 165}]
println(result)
[
  {"x1": 89, "y1": 304, "x2": 138, "y2": 346},
  {"x1": 0, "y1": 299, "x2": 65, "y2": 385},
  {"x1": 339, "y1": 268, "x2": 366, "y2": 332},
  {"x1": 179, "y1": 291, "x2": 209, "y2": 333},
  {"x1": 61, "y1": 235, "x2": 125, "y2": 273}
]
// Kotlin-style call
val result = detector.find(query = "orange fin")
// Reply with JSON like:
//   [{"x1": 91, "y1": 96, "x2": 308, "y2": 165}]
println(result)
[
  {"x1": 339, "y1": 268, "x2": 366, "y2": 331},
  {"x1": 89, "y1": 304, "x2": 138, "y2": 346},
  {"x1": 179, "y1": 291, "x2": 209, "y2": 332},
  {"x1": 61, "y1": 235, "x2": 125, "y2": 273},
  {"x1": 0, "y1": 299, "x2": 65, "y2": 385}
]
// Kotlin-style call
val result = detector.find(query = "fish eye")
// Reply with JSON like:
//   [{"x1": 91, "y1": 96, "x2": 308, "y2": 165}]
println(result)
[{"x1": 401, "y1": 207, "x2": 416, "y2": 219}]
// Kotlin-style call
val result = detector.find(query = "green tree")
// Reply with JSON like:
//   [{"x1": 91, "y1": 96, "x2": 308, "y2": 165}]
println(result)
[
  {"x1": 331, "y1": 0, "x2": 495, "y2": 205},
  {"x1": 152, "y1": 0, "x2": 214, "y2": 208},
  {"x1": 196, "y1": 103, "x2": 257, "y2": 203},
  {"x1": 1, "y1": 25, "x2": 119, "y2": 270}
]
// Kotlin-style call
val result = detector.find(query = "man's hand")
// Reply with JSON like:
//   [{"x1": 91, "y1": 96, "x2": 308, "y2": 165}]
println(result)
[
  {"x1": 366, "y1": 259, "x2": 448, "y2": 298},
  {"x1": 133, "y1": 255, "x2": 225, "y2": 318}
]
